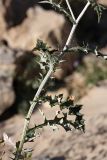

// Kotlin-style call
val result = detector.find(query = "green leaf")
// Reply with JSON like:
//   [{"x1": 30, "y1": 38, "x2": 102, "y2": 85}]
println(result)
[{"x1": 89, "y1": 0, "x2": 106, "y2": 23}]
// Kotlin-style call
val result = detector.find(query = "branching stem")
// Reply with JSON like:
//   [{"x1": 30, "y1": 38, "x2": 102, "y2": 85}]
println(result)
[
  {"x1": 15, "y1": 1, "x2": 90, "y2": 159},
  {"x1": 61, "y1": 0, "x2": 90, "y2": 55},
  {"x1": 65, "y1": 0, "x2": 76, "y2": 21}
]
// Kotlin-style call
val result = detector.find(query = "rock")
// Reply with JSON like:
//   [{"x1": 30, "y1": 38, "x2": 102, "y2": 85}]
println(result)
[
  {"x1": 80, "y1": 82, "x2": 107, "y2": 120},
  {"x1": 1, "y1": 0, "x2": 38, "y2": 27},
  {"x1": 98, "y1": 0, "x2": 107, "y2": 6},
  {"x1": 0, "y1": 5, "x2": 65, "y2": 50},
  {"x1": 64, "y1": 54, "x2": 107, "y2": 99},
  {"x1": 0, "y1": 41, "x2": 36, "y2": 115},
  {"x1": 65, "y1": 72, "x2": 87, "y2": 99},
  {"x1": 0, "y1": 1, "x2": 7, "y2": 36},
  {"x1": 0, "y1": 42, "x2": 16, "y2": 115}
]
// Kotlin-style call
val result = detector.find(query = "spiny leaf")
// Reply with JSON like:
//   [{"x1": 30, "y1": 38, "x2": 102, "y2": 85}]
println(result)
[
  {"x1": 33, "y1": 39, "x2": 50, "y2": 52},
  {"x1": 66, "y1": 45, "x2": 107, "y2": 60},
  {"x1": 89, "y1": 0, "x2": 106, "y2": 22}
]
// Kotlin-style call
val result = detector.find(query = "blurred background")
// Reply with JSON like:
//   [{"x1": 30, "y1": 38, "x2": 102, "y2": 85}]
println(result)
[{"x1": 0, "y1": 0, "x2": 107, "y2": 159}]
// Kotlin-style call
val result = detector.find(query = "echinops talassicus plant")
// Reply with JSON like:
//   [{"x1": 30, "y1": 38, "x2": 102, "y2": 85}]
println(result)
[{"x1": 1, "y1": 0, "x2": 107, "y2": 159}]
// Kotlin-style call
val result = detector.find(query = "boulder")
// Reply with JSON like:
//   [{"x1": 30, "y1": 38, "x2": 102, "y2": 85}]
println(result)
[
  {"x1": 0, "y1": 41, "x2": 36, "y2": 115},
  {"x1": 0, "y1": 41, "x2": 16, "y2": 115},
  {"x1": 0, "y1": 5, "x2": 65, "y2": 50}
]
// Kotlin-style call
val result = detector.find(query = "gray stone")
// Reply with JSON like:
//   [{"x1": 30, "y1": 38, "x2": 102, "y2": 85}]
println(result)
[{"x1": 0, "y1": 42, "x2": 16, "y2": 115}]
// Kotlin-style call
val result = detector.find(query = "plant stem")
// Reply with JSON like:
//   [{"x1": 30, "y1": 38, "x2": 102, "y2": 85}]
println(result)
[
  {"x1": 15, "y1": 63, "x2": 53, "y2": 159},
  {"x1": 15, "y1": 1, "x2": 90, "y2": 159},
  {"x1": 61, "y1": 1, "x2": 90, "y2": 55},
  {"x1": 65, "y1": 0, "x2": 76, "y2": 21}
]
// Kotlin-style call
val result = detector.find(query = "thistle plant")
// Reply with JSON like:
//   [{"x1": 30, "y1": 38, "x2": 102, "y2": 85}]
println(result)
[{"x1": 2, "y1": 0, "x2": 106, "y2": 159}]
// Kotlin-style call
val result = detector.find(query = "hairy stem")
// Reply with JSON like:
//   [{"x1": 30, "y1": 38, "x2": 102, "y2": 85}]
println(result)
[
  {"x1": 15, "y1": 63, "x2": 53, "y2": 159},
  {"x1": 15, "y1": 1, "x2": 90, "y2": 159}
]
